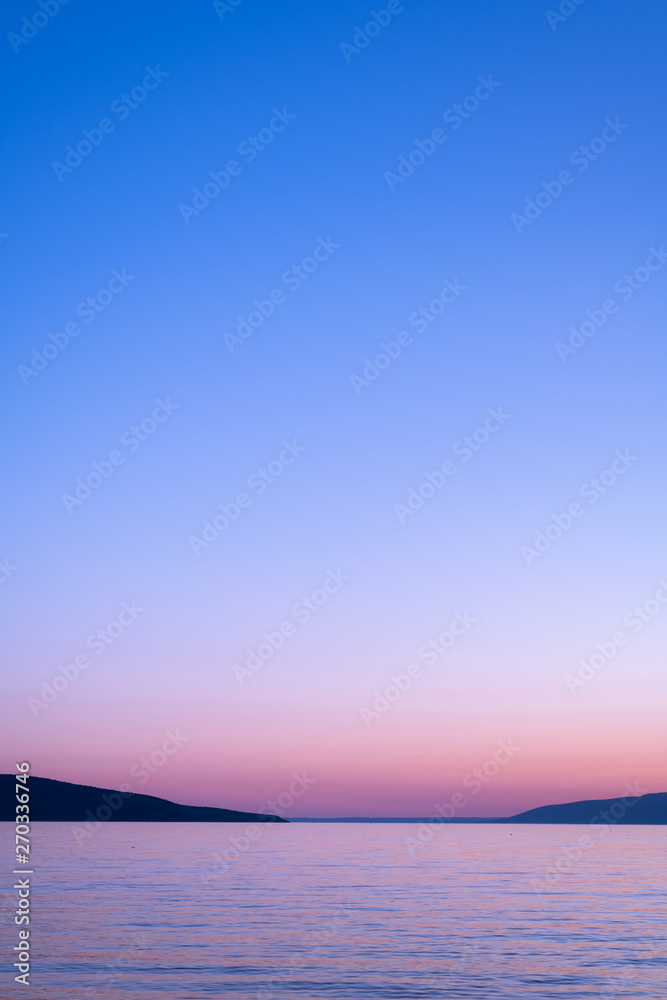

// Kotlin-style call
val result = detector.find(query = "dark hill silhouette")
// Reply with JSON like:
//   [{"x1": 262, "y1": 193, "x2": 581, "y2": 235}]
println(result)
[
  {"x1": 507, "y1": 791, "x2": 666, "y2": 824},
  {"x1": 3, "y1": 775, "x2": 664, "y2": 824},
  {"x1": 0, "y1": 775, "x2": 286, "y2": 822}
]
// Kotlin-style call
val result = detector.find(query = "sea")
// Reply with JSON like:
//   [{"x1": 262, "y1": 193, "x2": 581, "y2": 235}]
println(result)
[{"x1": 2, "y1": 821, "x2": 665, "y2": 998}]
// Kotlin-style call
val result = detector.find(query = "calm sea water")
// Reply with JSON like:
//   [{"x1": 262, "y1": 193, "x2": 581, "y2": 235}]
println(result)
[{"x1": 2, "y1": 822, "x2": 665, "y2": 998}]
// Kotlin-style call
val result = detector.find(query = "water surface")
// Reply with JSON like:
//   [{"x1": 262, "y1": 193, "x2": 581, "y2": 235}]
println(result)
[{"x1": 2, "y1": 821, "x2": 665, "y2": 998}]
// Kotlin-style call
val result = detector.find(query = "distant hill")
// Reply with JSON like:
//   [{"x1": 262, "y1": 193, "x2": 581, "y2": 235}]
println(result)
[
  {"x1": 3, "y1": 776, "x2": 664, "y2": 824},
  {"x1": 0, "y1": 775, "x2": 286, "y2": 823},
  {"x1": 292, "y1": 792, "x2": 667, "y2": 824},
  {"x1": 507, "y1": 792, "x2": 667, "y2": 824}
]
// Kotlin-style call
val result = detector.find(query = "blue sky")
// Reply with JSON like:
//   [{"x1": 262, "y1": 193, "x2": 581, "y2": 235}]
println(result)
[{"x1": 2, "y1": 0, "x2": 666, "y2": 815}]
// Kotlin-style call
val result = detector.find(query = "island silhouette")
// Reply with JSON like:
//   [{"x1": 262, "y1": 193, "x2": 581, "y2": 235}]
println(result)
[
  {"x1": 0, "y1": 775, "x2": 286, "y2": 823},
  {"x1": 2, "y1": 775, "x2": 666, "y2": 823}
]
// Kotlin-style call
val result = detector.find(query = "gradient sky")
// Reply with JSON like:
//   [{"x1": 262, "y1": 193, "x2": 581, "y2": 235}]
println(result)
[{"x1": 2, "y1": 0, "x2": 666, "y2": 817}]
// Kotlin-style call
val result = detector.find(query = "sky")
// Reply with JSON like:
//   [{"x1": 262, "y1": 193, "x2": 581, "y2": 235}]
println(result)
[{"x1": 1, "y1": 0, "x2": 666, "y2": 817}]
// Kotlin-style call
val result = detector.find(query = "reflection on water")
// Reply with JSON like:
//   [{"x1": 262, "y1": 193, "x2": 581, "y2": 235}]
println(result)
[{"x1": 2, "y1": 821, "x2": 665, "y2": 998}]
